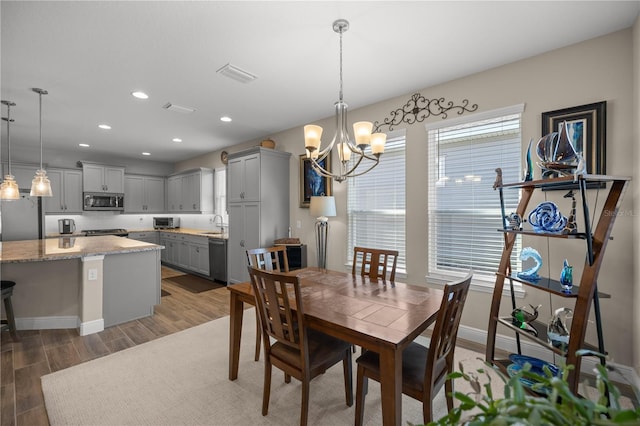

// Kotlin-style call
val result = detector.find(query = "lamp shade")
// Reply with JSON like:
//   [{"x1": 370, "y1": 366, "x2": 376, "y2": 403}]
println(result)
[{"x1": 309, "y1": 196, "x2": 336, "y2": 220}]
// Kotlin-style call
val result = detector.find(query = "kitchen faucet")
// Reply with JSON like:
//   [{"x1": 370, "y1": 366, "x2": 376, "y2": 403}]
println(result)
[{"x1": 213, "y1": 214, "x2": 224, "y2": 232}]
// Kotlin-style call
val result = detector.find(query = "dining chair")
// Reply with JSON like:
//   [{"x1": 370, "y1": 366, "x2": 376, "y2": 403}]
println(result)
[
  {"x1": 246, "y1": 246, "x2": 290, "y2": 361},
  {"x1": 352, "y1": 246, "x2": 398, "y2": 281},
  {"x1": 354, "y1": 270, "x2": 473, "y2": 426},
  {"x1": 247, "y1": 266, "x2": 353, "y2": 426}
]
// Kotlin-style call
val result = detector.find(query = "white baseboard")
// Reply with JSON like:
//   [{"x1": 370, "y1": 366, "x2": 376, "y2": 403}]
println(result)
[
  {"x1": 79, "y1": 318, "x2": 104, "y2": 336},
  {"x1": 456, "y1": 324, "x2": 640, "y2": 388},
  {"x1": 16, "y1": 316, "x2": 79, "y2": 330}
]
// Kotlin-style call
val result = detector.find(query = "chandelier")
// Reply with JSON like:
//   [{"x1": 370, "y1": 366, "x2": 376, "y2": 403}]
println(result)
[{"x1": 303, "y1": 19, "x2": 386, "y2": 183}]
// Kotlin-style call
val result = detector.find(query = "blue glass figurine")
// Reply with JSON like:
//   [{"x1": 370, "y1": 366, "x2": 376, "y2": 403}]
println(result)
[
  {"x1": 517, "y1": 247, "x2": 542, "y2": 282},
  {"x1": 560, "y1": 259, "x2": 573, "y2": 292},
  {"x1": 523, "y1": 138, "x2": 534, "y2": 181}
]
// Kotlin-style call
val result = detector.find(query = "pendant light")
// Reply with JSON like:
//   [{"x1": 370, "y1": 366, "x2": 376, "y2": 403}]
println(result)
[
  {"x1": 1, "y1": 100, "x2": 20, "y2": 200},
  {"x1": 30, "y1": 88, "x2": 52, "y2": 197}
]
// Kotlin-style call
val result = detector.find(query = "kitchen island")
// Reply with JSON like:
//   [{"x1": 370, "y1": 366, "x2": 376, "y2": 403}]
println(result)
[{"x1": 0, "y1": 236, "x2": 162, "y2": 335}]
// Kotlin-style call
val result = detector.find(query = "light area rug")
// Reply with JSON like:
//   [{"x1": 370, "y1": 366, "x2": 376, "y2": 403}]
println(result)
[{"x1": 42, "y1": 308, "x2": 493, "y2": 426}]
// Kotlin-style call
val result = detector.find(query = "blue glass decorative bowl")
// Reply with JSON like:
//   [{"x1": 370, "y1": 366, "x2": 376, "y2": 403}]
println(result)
[{"x1": 528, "y1": 202, "x2": 567, "y2": 234}]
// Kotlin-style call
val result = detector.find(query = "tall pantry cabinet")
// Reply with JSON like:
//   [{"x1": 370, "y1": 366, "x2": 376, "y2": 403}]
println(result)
[{"x1": 227, "y1": 147, "x2": 291, "y2": 284}]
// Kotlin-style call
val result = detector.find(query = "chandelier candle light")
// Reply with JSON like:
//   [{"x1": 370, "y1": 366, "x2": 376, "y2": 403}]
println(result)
[
  {"x1": 309, "y1": 196, "x2": 336, "y2": 269},
  {"x1": 304, "y1": 19, "x2": 386, "y2": 182},
  {"x1": 1, "y1": 100, "x2": 20, "y2": 200},
  {"x1": 30, "y1": 88, "x2": 52, "y2": 197}
]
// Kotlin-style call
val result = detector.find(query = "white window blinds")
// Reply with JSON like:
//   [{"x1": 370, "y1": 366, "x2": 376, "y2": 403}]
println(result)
[
  {"x1": 427, "y1": 107, "x2": 523, "y2": 280},
  {"x1": 347, "y1": 132, "x2": 406, "y2": 272}
]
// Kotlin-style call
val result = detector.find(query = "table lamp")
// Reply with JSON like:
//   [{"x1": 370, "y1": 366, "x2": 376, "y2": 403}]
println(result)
[{"x1": 309, "y1": 196, "x2": 336, "y2": 269}]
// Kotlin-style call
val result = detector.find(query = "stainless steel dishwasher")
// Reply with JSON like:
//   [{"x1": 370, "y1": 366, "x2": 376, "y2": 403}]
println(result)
[{"x1": 209, "y1": 238, "x2": 227, "y2": 284}]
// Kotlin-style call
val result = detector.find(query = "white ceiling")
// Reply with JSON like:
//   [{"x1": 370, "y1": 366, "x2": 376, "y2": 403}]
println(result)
[{"x1": 2, "y1": 1, "x2": 639, "y2": 164}]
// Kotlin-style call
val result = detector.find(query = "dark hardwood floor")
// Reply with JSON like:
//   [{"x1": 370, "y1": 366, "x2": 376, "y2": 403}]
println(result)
[{"x1": 0, "y1": 267, "x2": 231, "y2": 426}]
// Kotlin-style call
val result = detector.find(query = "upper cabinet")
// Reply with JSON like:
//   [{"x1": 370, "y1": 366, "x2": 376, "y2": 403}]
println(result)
[
  {"x1": 124, "y1": 175, "x2": 166, "y2": 213},
  {"x1": 45, "y1": 168, "x2": 83, "y2": 214},
  {"x1": 82, "y1": 163, "x2": 125, "y2": 193},
  {"x1": 167, "y1": 168, "x2": 213, "y2": 213},
  {"x1": 228, "y1": 153, "x2": 260, "y2": 203}
]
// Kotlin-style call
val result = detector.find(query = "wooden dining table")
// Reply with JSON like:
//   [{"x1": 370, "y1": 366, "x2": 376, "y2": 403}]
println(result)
[{"x1": 227, "y1": 267, "x2": 444, "y2": 426}]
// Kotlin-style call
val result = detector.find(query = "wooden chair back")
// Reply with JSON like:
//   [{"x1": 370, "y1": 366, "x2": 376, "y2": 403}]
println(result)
[
  {"x1": 248, "y1": 267, "x2": 305, "y2": 351},
  {"x1": 424, "y1": 271, "x2": 473, "y2": 398},
  {"x1": 352, "y1": 246, "x2": 398, "y2": 281},
  {"x1": 246, "y1": 246, "x2": 290, "y2": 273}
]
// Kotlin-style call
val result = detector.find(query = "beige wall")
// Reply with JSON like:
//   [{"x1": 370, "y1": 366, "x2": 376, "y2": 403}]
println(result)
[{"x1": 178, "y1": 29, "x2": 637, "y2": 366}]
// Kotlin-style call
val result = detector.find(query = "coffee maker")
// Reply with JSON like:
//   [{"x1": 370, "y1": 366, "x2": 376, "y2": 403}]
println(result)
[{"x1": 58, "y1": 218, "x2": 76, "y2": 234}]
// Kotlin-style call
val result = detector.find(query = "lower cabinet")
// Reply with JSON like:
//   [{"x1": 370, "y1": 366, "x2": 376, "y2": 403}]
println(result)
[
  {"x1": 128, "y1": 231, "x2": 160, "y2": 245},
  {"x1": 159, "y1": 232, "x2": 209, "y2": 277}
]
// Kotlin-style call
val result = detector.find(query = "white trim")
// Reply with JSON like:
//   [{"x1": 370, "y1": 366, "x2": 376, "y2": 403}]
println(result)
[
  {"x1": 16, "y1": 316, "x2": 79, "y2": 330},
  {"x1": 456, "y1": 324, "x2": 638, "y2": 387},
  {"x1": 81, "y1": 254, "x2": 105, "y2": 262},
  {"x1": 424, "y1": 103, "x2": 526, "y2": 130},
  {"x1": 79, "y1": 318, "x2": 105, "y2": 336}
]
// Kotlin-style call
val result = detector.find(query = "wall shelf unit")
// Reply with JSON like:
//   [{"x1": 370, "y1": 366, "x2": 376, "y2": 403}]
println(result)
[{"x1": 486, "y1": 173, "x2": 630, "y2": 396}]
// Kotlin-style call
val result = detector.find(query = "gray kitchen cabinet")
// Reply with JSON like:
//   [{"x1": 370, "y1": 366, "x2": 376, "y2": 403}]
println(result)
[
  {"x1": 160, "y1": 232, "x2": 179, "y2": 264},
  {"x1": 167, "y1": 168, "x2": 213, "y2": 213},
  {"x1": 44, "y1": 168, "x2": 83, "y2": 214},
  {"x1": 160, "y1": 232, "x2": 209, "y2": 276},
  {"x1": 128, "y1": 231, "x2": 160, "y2": 245},
  {"x1": 227, "y1": 147, "x2": 290, "y2": 284},
  {"x1": 124, "y1": 175, "x2": 165, "y2": 213},
  {"x1": 82, "y1": 162, "x2": 125, "y2": 193}
]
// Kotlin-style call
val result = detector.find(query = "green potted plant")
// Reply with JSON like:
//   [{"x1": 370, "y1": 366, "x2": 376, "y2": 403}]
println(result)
[{"x1": 429, "y1": 350, "x2": 640, "y2": 425}]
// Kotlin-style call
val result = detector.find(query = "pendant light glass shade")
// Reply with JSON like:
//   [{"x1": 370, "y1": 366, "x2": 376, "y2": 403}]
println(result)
[
  {"x1": 1, "y1": 100, "x2": 20, "y2": 200},
  {"x1": 30, "y1": 88, "x2": 52, "y2": 197}
]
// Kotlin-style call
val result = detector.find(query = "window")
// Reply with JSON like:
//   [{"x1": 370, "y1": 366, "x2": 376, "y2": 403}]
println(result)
[
  {"x1": 426, "y1": 105, "x2": 524, "y2": 287},
  {"x1": 214, "y1": 168, "x2": 228, "y2": 223},
  {"x1": 347, "y1": 131, "x2": 406, "y2": 273}
]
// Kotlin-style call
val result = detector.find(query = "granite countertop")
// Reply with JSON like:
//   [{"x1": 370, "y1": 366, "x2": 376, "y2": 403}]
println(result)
[
  {"x1": 131, "y1": 228, "x2": 228, "y2": 239},
  {"x1": 0, "y1": 235, "x2": 162, "y2": 263}
]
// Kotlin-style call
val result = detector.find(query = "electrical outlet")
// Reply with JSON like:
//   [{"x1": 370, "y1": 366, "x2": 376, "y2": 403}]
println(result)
[
  {"x1": 296, "y1": 220, "x2": 301, "y2": 229},
  {"x1": 88, "y1": 268, "x2": 98, "y2": 281}
]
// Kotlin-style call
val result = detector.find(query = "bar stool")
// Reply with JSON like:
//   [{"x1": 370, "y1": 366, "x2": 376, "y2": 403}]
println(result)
[{"x1": 1, "y1": 280, "x2": 18, "y2": 340}]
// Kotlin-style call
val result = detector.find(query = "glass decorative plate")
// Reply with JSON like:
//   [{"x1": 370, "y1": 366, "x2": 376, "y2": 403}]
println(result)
[{"x1": 508, "y1": 354, "x2": 560, "y2": 377}]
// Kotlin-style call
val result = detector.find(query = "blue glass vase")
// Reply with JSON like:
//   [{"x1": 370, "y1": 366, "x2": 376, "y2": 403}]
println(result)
[{"x1": 560, "y1": 259, "x2": 573, "y2": 292}]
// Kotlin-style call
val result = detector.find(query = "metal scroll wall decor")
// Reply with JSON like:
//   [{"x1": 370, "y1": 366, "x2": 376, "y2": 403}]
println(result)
[{"x1": 372, "y1": 92, "x2": 479, "y2": 133}]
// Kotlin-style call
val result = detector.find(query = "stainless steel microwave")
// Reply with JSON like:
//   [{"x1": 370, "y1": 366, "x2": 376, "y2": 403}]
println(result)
[
  {"x1": 153, "y1": 217, "x2": 180, "y2": 229},
  {"x1": 83, "y1": 192, "x2": 125, "y2": 211}
]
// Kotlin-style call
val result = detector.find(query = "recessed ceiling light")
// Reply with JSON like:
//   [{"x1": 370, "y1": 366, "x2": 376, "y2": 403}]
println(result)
[
  {"x1": 172, "y1": 138, "x2": 182, "y2": 143},
  {"x1": 79, "y1": 143, "x2": 90, "y2": 147},
  {"x1": 131, "y1": 91, "x2": 149, "y2": 99},
  {"x1": 98, "y1": 124, "x2": 111, "y2": 130},
  {"x1": 142, "y1": 152, "x2": 151, "y2": 156},
  {"x1": 220, "y1": 116, "x2": 232, "y2": 122}
]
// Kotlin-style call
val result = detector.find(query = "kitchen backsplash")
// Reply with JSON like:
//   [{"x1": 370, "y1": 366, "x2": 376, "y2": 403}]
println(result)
[{"x1": 44, "y1": 213, "x2": 228, "y2": 234}]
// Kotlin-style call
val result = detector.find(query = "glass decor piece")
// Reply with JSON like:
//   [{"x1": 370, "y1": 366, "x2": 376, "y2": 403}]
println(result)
[
  {"x1": 560, "y1": 259, "x2": 573, "y2": 292},
  {"x1": 528, "y1": 201, "x2": 567, "y2": 234},
  {"x1": 523, "y1": 138, "x2": 534, "y2": 181},
  {"x1": 548, "y1": 307, "x2": 573, "y2": 349},
  {"x1": 505, "y1": 212, "x2": 522, "y2": 230},
  {"x1": 535, "y1": 120, "x2": 580, "y2": 178},
  {"x1": 517, "y1": 247, "x2": 542, "y2": 281}
]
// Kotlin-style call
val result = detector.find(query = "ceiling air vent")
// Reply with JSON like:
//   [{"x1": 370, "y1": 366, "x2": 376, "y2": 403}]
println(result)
[
  {"x1": 162, "y1": 103, "x2": 196, "y2": 114},
  {"x1": 216, "y1": 63, "x2": 257, "y2": 84}
]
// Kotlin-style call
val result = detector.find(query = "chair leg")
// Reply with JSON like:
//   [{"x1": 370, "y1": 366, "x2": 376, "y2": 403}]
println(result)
[
  {"x1": 2, "y1": 294, "x2": 17, "y2": 340},
  {"x1": 355, "y1": 364, "x2": 367, "y2": 426},
  {"x1": 262, "y1": 360, "x2": 272, "y2": 416},
  {"x1": 254, "y1": 314, "x2": 261, "y2": 361},
  {"x1": 300, "y1": 378, "x2": 310, "y2": 426},
  {"x1": 285, "y1": 373, "x2": 291, "y2": 383},
  {"x1": 343, "y1": 349, "x2": 353, "y2": 406},
  {"x1": 445, "y1": 378, "x2": 454, "y2": 412}
]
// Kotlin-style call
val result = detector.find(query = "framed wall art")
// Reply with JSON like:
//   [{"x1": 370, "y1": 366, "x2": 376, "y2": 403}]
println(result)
[
  {"x1": 541, "y1": 101, "x2": 606, "y2": 177},
  {"x1": 299, "y1": 154, "x2": 332, "y2": 208}
]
